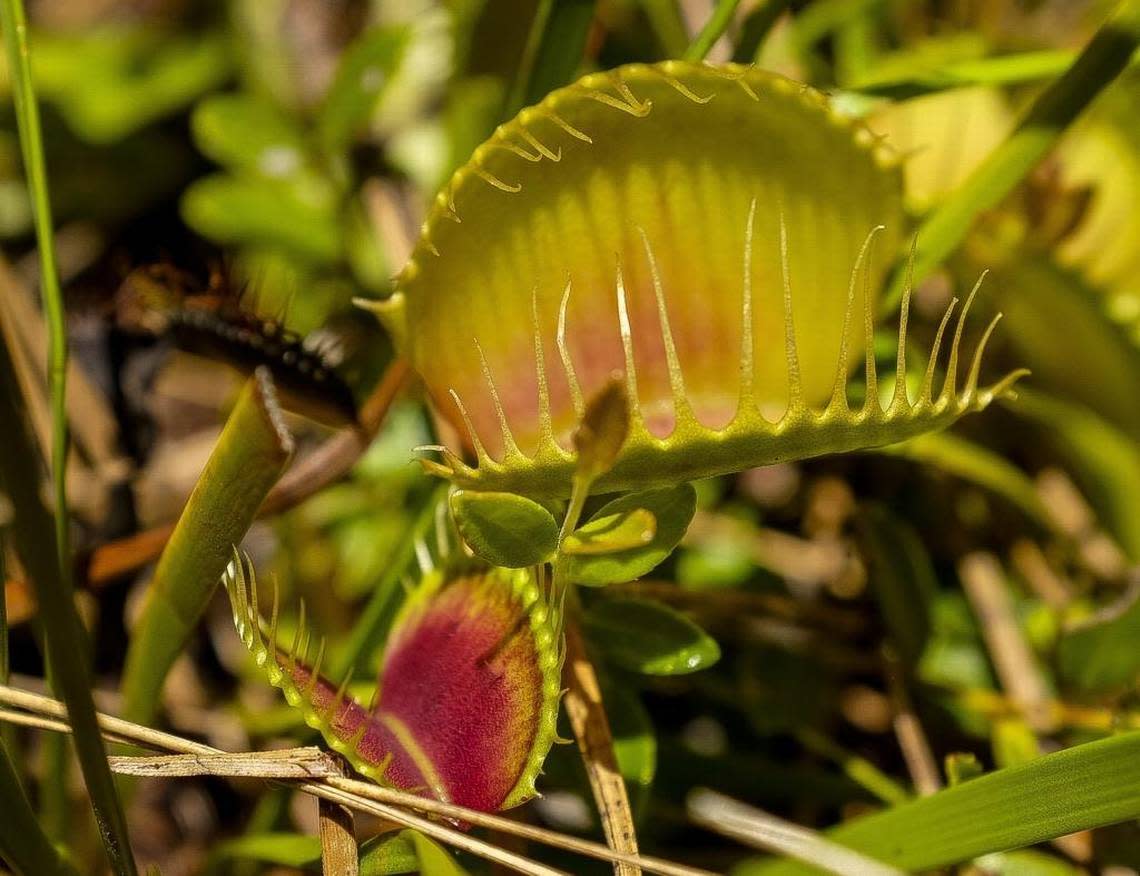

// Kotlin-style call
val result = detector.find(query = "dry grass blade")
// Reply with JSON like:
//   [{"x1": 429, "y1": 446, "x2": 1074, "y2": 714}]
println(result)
[
  {"x1": 0, "y1": 683, "x2": 712, "y2": 876},
  {"x1": 109, "y1": 748, "x2": 342, "y2": 778},
  {"x1": 563, "y1": 617, "x2": 642, "y2": 876},
  {"x1": 687, "y1": 789, "x2": 906, "y2": 876},
  {"x1": 319, "y1": 798, "x2": 359, "y2": 876}
]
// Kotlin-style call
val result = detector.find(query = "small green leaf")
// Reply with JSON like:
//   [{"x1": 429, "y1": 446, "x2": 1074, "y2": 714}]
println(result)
[
  {"x1": 212, "y1": 833, "x2": 321, "y2": 868},
  {"x1": 562, "y1": 508, "x2": 656, "y2": 555},
  {"x1": 318, "y1": 26, "x2": 410, "y2": 155},
  {"x1": 402, "y1": 830, "x2": 469, "y2": 876},
  {"x1": 191, "y1": 94, "x2": 306, "y2": 179},
  {"x1": 584, "y1": 596, "x2": 720, "y2": 675},
  {"x1": 563, "y1": 484, "x2": 696, "y2": 586},
  {"x1": 1057, "y1": 584, "x2": 1140, "y2": 692},
  {"x1": 602, "y1": 677, "x2": 657, "y2": 790},
  {"x1": 359, "y1": 831, "x2": 420, "y2": 875},
  {"x1": 450, "y1": 489, "x2": 559, "y2": 567}
]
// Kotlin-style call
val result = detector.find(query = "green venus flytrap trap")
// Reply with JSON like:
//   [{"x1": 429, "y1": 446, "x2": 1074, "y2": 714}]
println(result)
[{"x1": 362, "y1": 61, "x2": 1026, "y2": 499}]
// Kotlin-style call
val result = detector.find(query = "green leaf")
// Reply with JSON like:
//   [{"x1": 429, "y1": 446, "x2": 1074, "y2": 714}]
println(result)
[
  {"x1": 739, "y1": 728, "x2": 1140, "y2": 874},
  {"x1": 121, "y1": 369, "x2": 293, "y2": 726},
  {"x1": 563, "y1": 507, "x2": 656, "y2": 555},
  {"x1": 505, "y1": 0, "x2": 596, "y2": 117},
  {"x1": 992, "y1": 718, "x2": 1040, "y2": 769},
  {"x1": 603, "y1": 677, "x2": 657, "y2": 790},
  {"x1": 1057, "y1": 584, "x2": 1140, "y2": 692},
  {"x1": 563, "y1": 484, "x2": 696, "y2": 586},
  {"x1": 181, "y1": 173, "x2": 342, "y2": 264},
  {"x1": 450, "y1": 489, "x2": 559, "y2": 567},
  {"x1": 573, "y1": 379, "x2": 631, "y2": 483},
  {"x1": 359, "y1": 831, "x2": 420, "y2": 875},
  {"x1": 584, "y1": 596, "x2": 720, "y2": 675},
  {"x1": 858, "y1": 503, "x2": 938, "y2": 667},
  {"x1": 402, "y1": 830, "x2": 469, "y2": 876},
  {"x1": 213, "y1": 833, "x2": 321, "y2": 868},
  {"x1": 191, "y1": 94, "x2": 307, "y2": 179},
  {"x1": 974, "y1": 850, "x2": 1082, "y2": 876},
  {"x1": 318, "y1": 26, "x2": 410, "y2": 155}
]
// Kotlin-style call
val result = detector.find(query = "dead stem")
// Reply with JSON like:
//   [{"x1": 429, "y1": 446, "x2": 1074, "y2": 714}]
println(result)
[
  {"x1": 562, "y1": 613, "x2": 642, "y2": 876},
  {"x1": 318, "y1": 797, "x2": 359, "y2": 876},
  {"x1": 883, "y1": 647, "x2": 942, "y2": 796}
]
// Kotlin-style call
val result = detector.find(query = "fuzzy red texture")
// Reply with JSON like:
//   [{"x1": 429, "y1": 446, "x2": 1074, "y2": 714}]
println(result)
[{"x1": 285, "y1": 573, "x2": 543, "y2": 812}]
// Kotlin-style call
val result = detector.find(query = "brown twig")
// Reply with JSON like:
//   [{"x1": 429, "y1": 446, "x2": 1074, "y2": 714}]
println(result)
[{"x1": 562, "y1": 615, "x2": 641, "y2": 876}]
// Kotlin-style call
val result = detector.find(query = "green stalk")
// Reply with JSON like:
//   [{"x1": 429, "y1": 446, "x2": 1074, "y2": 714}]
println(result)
[
  {"x1": 0, "y1": 0, "x2": 68, "y2": 577},
  {"x1": 684, "y1": 0, "x2": 744, "y2": 61},
  {"x1": 121, "y1": 370, "x2": 293, "y2": 727},
  {"x1": 881, "y1": 0, "x2": 1140, "y2": 313},
  {"x1": 0, "y1": 322, "x2": 135, "y2": 875},
  {"x1": 640, "y1": 0, "x2": 689, "y2": 58}
]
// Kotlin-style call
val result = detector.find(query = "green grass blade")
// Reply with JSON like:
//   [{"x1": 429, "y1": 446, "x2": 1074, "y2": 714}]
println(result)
[
  {"x1": 0, "y1": 326, "x2": 135, "y2": 874},
  {"x1": 121, "y1": 368, "x2": 293, "y2": 726},
  {"x1": 684, "y1": 0, "x2": 745, "y2": 61},
  {"x1": 881, "y1": 0, "x2": 1140, "y2": 312},
  {"x1": 0, "y1": 0, "x2": 68, "y2": 579},
  {"x1": 330, "y1": 481, "x2": 447, "y2": 679},
  {"x1": 0, "y1": 741, "x2": 77, "y2": 876},
  {"x1": 740, "y1": 728, "x2": 1140, "y2": 874},
  {"x1": 851, "y1": 49, "x2": 1090, "y2": 98},
  {"x1": 506, "y1": 0, "x2": 595, "y2": 116},
  {"x1": 640, "y1": 0, "x2": 689, "y2": 57}
]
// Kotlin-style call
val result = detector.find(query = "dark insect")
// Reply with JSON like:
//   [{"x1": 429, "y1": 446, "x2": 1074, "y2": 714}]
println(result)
[{"x1": 114, "y1": 263, "x2": 359, "y2": 429}]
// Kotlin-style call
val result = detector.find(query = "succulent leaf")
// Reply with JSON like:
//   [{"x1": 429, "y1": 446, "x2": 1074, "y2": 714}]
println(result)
[
  {"x1": 223, "y1": 553, "x2": 560, "y2": 812},
  {"x1": 449, "y1": 489, "x2": 559, "y2": 567},
  {"x1": 376, "y1": 62, "x2": 1022, "y2": 497}
]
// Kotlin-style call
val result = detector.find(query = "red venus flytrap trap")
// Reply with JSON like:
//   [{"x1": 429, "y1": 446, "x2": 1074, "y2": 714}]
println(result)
[
  {"x1": 222, "y1": 61, "x2": 1026, "y2": 816},
  {"x1": 224, "y1": 551, "x2": 562, "y2": 812}
]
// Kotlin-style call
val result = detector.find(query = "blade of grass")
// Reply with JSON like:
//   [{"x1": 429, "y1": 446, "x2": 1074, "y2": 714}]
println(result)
[
  {"x1": 120, "y1": 368, "x2": 293, "y2": 726},
  {"x1": 505, "y1": 0, "x2": 595, "y2": 117},
  {"x1": 0, "y1": 0, "x2": 67, "y2": 578},
  {"x1": 0, "y1": 313, "x2": 135, "y2": 873},
  {"x1": 640, "y1": 0, "x2": 689, "y2": 58},
  {"x1": 743, "y1": 727, "x2": 1140, "y2": 873},
  {"x1": 684, "y1": 0, "x2": 744, "y2": 61},
  {"x1": 881, "y1": 0, "x2": 1140, "y2": 312},
  {"x1": 330, "y1": 480, "x2": 447, "y2": 679},
  {"x1": 0, "y1": 739, "x2": 76, "y2": 876}
]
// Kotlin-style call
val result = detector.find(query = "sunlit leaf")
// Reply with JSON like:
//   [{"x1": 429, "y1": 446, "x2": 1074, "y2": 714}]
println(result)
[
  {"x1": 318, "y1": 26, "x2": 410, "y2": 155},
  {"x1": 563, "y1": 483, "x2": 696, "y2": 585},
  {"x1": 584, "y1": 596, "x2": 720, "y2": 675},
  {"x1": 562, "y1": 507, "x2": 656, "y2": 555},
  {"x1": 450, "y1": 489, "x2": 559, "y2": 567}
]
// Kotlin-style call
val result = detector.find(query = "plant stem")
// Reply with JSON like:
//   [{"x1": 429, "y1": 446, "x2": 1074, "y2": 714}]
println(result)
[
  {"x1": 881, "y1": 0, "x2": 1140, "y2": 313},
  {"x1": 684, "y1": 0, "x2": 744, "y2": 61}
]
